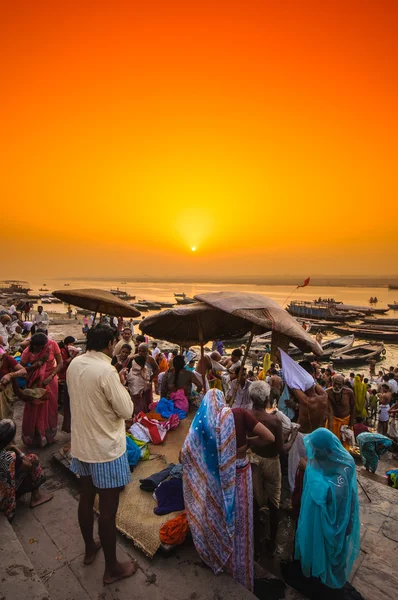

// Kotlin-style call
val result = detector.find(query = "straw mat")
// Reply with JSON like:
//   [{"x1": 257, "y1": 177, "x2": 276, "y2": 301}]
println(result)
[{"x1": 94, "y1": 455, "x2": 183, "y2": 558}]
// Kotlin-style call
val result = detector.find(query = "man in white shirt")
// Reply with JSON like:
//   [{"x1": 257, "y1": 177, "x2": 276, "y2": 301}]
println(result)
[
  {"x1": 151, "y1": 341, "x2": 160, "y2": 359},
  {"x1": 388, "y1": 373, "x2": 398, "y2": 394},
  {"x1": 113, "y1": 328, "x2": 134, "y2": 358},
  {"x1": 67, "y1": 324, "x2": 136, "y2": 585},
  {"x1": 9, "y1": 301, "x2": 16, "y2": 315},
  {"x1": 33, "y1": 306, "x2": 49, "y2": 334}
]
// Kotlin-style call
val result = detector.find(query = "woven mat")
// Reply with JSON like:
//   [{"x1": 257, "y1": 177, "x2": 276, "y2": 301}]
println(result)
[{"x1": 94, "y1": 455, "x2": 183, "y2": 558}]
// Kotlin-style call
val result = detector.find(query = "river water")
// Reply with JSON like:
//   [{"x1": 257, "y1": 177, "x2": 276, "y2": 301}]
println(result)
[{"x1": 28, "y1": 278, "x2": 398, "y2": 370}]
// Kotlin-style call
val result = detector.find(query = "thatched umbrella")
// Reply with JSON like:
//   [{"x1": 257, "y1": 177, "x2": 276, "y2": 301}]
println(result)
[
  {"x1": 139, "y1": 302, "x2": 253, "y2": 384},
  {"x1": 52, "y1": 288, "x2": 140, "y2": 324},
  {"x1": 194, "y1": 291, "x2": 322, "y2": 405},
  {"x1": 139, "y1": 302, "x2": 252, "y2": 345},
  {"x1": 194, "y1": 292, "x2": 322, "y2": 355}
]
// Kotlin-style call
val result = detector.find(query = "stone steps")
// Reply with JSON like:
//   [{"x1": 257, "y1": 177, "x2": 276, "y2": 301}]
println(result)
[{"x1": 0, "y1": 514, "x2": 51, "y2": 600}]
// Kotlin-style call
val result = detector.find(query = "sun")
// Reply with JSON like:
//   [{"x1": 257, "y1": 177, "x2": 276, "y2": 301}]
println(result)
[{"x1": 191, "y1": 246, "x2": 196, "y2": 252}]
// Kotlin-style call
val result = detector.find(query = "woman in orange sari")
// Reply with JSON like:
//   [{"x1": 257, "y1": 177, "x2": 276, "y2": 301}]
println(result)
[
  {"x1": 20, "y1": 333, "x2": 63, "y2": 447},
  {"x1": 154, "y1": 352, "x2": 168, "y2": 395}
]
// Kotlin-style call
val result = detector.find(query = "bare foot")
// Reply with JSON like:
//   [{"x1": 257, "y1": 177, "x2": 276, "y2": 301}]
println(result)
[
  {"x1": 84, "y1": 539, "x2": 102, "y2": 565},
  {"x1": 30, "y1": 492, "x2": 54, "y2": 508},
  {"x1": 103, "y1": 560, "x2": 137, "y2": 585}
]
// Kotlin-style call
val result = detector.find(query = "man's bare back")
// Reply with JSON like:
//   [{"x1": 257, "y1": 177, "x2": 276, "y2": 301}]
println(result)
[
  {"x1": 292, "y1": 385, "x2": 329, "y2": 434},
  {"x1": 270, "y1": 374, "x2": 282, "y2": 391}
]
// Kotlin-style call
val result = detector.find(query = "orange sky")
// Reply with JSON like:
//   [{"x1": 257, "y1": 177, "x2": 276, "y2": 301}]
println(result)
[{"x1": 1, "y1": 0, "x2": 397, "y2": 279}]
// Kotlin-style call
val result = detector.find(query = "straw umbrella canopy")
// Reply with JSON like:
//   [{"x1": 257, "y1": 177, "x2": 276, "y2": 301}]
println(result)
[
  {"x1": 139, "y1": 302, "x2": 252, "y2": 346},
  {"x1": 52, "y1": 289, "x2": 141, "y2": 320},
  {"x1": 194, "y1": 291, "x2": 322, "y2": 406},
  {"x1": 194, "y1": 291, "x2": 322, "y2": 355}
]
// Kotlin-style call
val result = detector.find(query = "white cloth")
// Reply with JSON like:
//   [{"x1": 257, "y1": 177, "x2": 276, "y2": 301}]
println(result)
[
  {"x1": 379, "y1": 404, "x2": 390, "y2": 422},
  {"x1": 340, "y1": 425, "x2": 355, "y2": 447},
  {"x1": 67, "y1": 351, "x2": 133, "y2": 463},
  {"x1": 33, "y1": 311, "x2": 49, "y2": 330},
  {"x1": 288, "y1": 431, "x2": 307, "y2": 491},
  {"x1": 9, "y1": 305, "x2": 16, "y2": 315},
  {"x1": 152, "y1": 347, "x2": 160, "y2": 359},
  {"x1": 0, "y1": 323, "x2": 9, "y2": 349},
  {"x1": 280, "y1": 349, "x2": 314, "y2": 392},
  {"x1": 228, "y1": 379, "x2": 253, "y2": 410},
  {"x1": 129, "y1": 422, "x2": 151, "y2": 443},
  {"x1": 388, "y1": 379, "x2": 398, "y2": 394}
]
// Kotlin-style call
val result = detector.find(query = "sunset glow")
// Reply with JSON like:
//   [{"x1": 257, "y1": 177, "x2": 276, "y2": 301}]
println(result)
[{"x1": 1, "y1": 1, "x2": 397, "y2": 279}]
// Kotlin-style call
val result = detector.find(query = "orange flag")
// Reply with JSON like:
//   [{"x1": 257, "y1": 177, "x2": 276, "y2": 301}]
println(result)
[{"x1": 298, "y1": 277, "x2": 310, "y2": 288}]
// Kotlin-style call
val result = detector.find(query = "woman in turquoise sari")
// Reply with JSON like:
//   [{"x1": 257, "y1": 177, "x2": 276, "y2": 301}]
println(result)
[{"x1": 295, "y1": 428, "x2": 360, "y2": 590}]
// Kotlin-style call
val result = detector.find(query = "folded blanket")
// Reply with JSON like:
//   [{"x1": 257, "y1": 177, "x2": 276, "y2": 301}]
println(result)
[{"x1": 154, "y1": 478, "x2": 185, "y2": 515}]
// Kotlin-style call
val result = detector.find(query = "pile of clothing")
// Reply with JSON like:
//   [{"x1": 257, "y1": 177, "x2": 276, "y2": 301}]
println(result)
[
  {"x1": 129, "y1": 411, "x2": 180, "y2": 446},
  {"x1": 140, "y1": 463, "x2": 185, "y2": 517},
  {"x1": 149, "y1": 390, "x2": 189, "y2": 420}
]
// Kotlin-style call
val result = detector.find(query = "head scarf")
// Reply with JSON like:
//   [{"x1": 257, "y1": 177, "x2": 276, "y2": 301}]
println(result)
[
  {"x1": 181, "y1": 389, "x2": 236, "y2": 574},
  {"x1": 295, "y1": 428, "x2": 360, "y2": 589}
]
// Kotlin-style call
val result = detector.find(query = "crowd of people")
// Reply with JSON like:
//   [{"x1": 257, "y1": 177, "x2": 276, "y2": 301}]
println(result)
[{"x1": 0, "y1": 304, "x2": 397, "y2": 595}]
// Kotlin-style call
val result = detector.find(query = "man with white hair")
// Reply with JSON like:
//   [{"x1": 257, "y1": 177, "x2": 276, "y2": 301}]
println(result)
[{"x1": 248, "y1": 380, "x2": 298, "y2": 555}]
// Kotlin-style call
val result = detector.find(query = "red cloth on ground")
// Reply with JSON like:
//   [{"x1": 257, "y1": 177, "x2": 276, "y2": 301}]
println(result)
[{"x1": 160, "y1": 512, "x2": 189, "y2": 545}]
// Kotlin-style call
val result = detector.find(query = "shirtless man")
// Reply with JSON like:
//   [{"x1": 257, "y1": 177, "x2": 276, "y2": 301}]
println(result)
[
  {"x1": 378, "y1": 383, "x2": 392, "y2": 435},
  {"x1": 327, "y1": 374, "x2": 355, "y2": 448},
  {"x1": 248, "y1": 381, "x2": 298, "y2": 554},
  {"x1": 269, "y1": 369, "x2": 282, "y2": 408},
  {"x1": 288, "y1": 376, "x2": 329, "y2": 491}
]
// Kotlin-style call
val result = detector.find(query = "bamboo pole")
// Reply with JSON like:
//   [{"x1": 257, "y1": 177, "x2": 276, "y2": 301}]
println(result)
[{"x1": 228, "y1": 330, "x2": 254, "y2": 407}]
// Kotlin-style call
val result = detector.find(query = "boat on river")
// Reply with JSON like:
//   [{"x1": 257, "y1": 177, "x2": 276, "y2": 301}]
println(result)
[
  {"x1": 288, "y1": 301, "x2": 361, "y2": 321},
  {"x1": 332, "y1": 325, "x2": 398, "y2": 342},
  {"x1": 331, "y1": 342, "x2": 386, "y2": 365},
  {"x1": 0, "y1": 281, "x2": 31, "y2": 294},
  {"x1": 364, "y1": 317, "x2": 398, "y2": 326},
  {"x1": 388, "y1": 303, "x2": 398, "y2": 310}
]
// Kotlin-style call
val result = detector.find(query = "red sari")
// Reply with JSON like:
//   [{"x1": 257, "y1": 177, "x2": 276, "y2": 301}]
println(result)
[{"x1": 21, "y1": 341, "x2": 60, "y2": 447}]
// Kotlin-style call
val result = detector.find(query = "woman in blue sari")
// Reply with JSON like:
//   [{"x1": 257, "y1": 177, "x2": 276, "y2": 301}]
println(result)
[
  {"x1": 295, "y1": 428, "x2": 360, "y2": 590},
  {"x1": 357, "y1": 431, "x2": 392, "y2": 473}
]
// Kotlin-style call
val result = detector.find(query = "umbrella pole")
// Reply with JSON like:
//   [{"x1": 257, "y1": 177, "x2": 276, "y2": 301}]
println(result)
[
  {"x1": 198, "y1": 320, "x2": 206, "y2": 393},
  {"x1": 92, "y1": 311, "x2": 97, "y2": 327},
  {"x1": 228, "y1": 330, "x2": 254, "y2": 407}
]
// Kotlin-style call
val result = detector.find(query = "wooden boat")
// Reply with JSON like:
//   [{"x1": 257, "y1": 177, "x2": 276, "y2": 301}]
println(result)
[
  {"x1": 176, "y1": 296, "x2": 196, "y2": 305},
  {"x1": 316, "y1": 335, "x2": 355, "y2": 358},
  {"x1": 41, "y1": 298, "x2": 52, "y2": 304},
  {"x1": 332, "y1": 324, "x2": 398, "y2": 341},
  {"x1": 331, "y1": 342, "x2": 386, "y2": 365},
  {"x1": 288, "y1": 301, "x2": 362, "y2": 321},
  {"x1": 364, "y1": 317, "x2": 398, "y2": 326},
  {"x1": 388, "y1": 303, "x2": 398, "y2": 310},
  {"x1": 388, "y1": 284, "x2": 398, "y2": 290},
  {"x1": 294, "y1": 334, "x2": 354, "y2": 360},
  {"x1": 0, "y1": 281, "x2": 31, "y2": 294}
]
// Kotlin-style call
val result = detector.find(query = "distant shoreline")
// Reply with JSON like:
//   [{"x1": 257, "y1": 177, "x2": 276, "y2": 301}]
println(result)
[{"x1": 46, "y1": 276, "x2": 398, "y2": 288}]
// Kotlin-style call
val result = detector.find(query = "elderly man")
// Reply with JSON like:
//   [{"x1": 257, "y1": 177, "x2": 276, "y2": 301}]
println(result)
[
  {"x1": 32, "y1": 306, "x2": 49, "y2": 334},
  {"x1": 0, "y1": 314, "x2": 11, "y2": 350},
  {"x1": 67, "y1": 325, "x2": 136, "y2": 585},
  {"x1": 248, "y1": 380, "x2": 298, "y2": 554},
  {"x1": 327, "y1": 374, "x2": 355, "y2": 449},
  {"x1": 113, "y1": 328, "x2": 134, "y2": 359}
]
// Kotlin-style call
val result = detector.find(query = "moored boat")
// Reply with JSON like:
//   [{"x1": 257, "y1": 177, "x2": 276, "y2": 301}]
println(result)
[
  {"x1": 311, "y1": 335, "x2": 355, "y2": 360},
  {"x1": 364, "y1": 317, "x2": 398, "y2": 326},
  {"x1": 388, "y1": 303, "x2": 398, "y2": 310},
  {"x1": 331, "y1": 342, "x2": 386, "y2": 365},
  {"x1": 176, "y1": 296, "x2": 196, "y2": 305}
]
